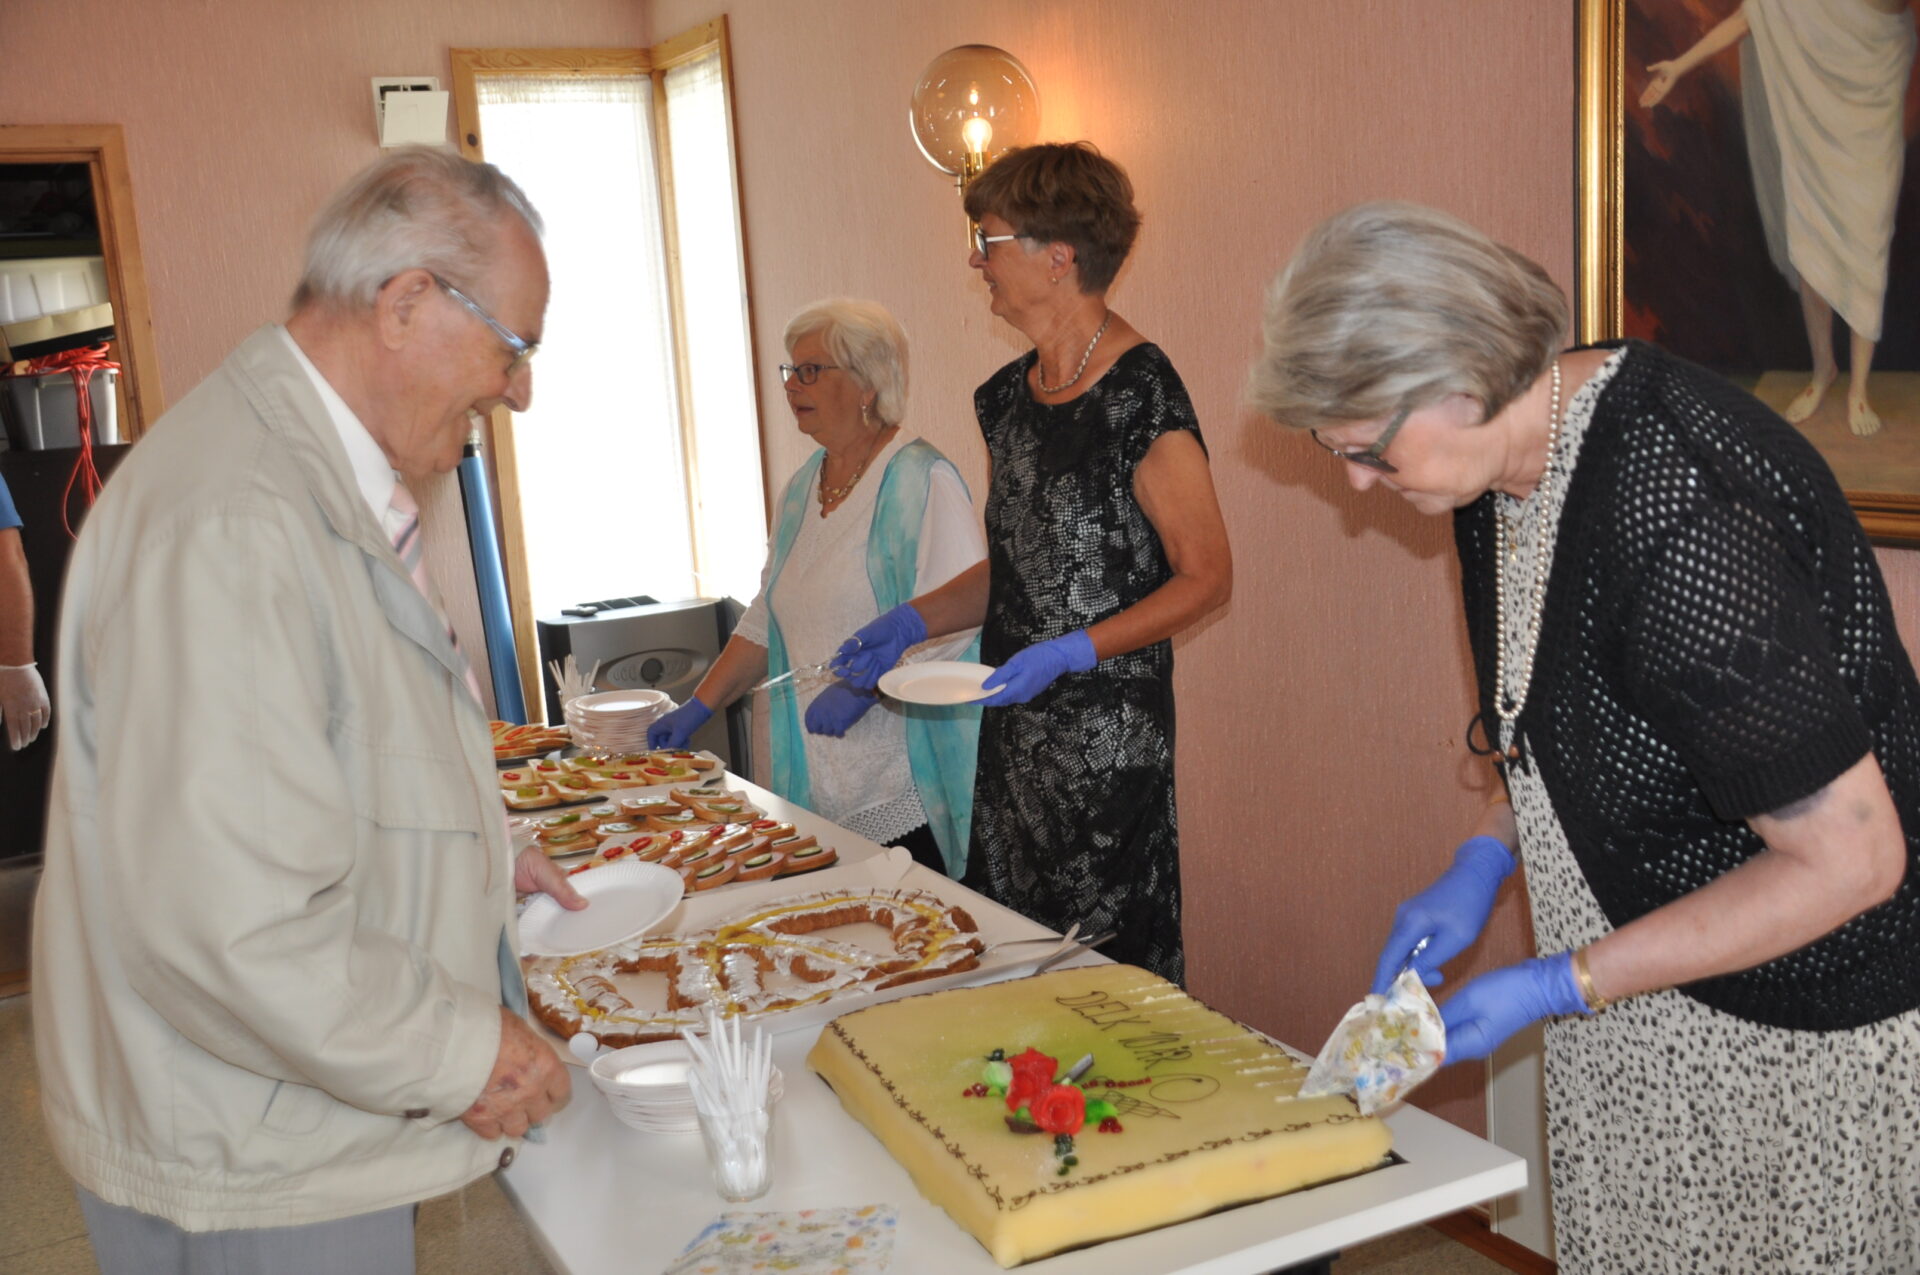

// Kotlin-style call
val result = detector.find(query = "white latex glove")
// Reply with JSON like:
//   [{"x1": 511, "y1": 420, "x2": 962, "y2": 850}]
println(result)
[{"x1": 0, "y1": 662, "x2": 49, "y2": 750}]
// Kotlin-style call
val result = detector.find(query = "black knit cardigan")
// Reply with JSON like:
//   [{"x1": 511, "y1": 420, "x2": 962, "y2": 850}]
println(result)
[{"x1": 1456, "y1": 340, "x2": 1920, "y2": 1030}]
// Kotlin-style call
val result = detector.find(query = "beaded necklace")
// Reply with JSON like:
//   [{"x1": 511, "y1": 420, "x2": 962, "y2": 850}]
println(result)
[{"x1": 1493, "y1": 358, "x2": 1564, "y2": 740}]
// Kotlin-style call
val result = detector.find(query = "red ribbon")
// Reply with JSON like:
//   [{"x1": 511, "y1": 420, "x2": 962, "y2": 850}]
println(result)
[{"x1": 13, "y1": 344, "x2": 119, "y2": 538}]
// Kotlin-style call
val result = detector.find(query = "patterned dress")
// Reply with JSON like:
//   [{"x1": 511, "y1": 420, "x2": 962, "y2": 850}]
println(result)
[
  {"x1": 1489, "y1": 348, "x2": 1920, "y2": 1273},
  {"x1": 963, "y1": 343, "x2": 1201, "y2": 984}
]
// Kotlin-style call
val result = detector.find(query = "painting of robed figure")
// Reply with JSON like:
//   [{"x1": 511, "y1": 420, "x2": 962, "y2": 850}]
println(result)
[{"x1": 1583, "y1": 0, "x2": 1920, "y2": 541}]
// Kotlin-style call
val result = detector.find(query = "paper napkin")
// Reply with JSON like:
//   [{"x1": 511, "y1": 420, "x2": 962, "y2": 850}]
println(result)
[{"x1": 663, "y1": 1204, "x2": 898, "y2": 1274}]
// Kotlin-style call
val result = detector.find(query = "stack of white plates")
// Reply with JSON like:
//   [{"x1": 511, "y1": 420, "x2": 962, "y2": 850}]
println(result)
[
  {"x1": 589, "y1": 1041, "x2": 784, "y2": 1134},
  {"x1": 564, "y1": 688, "x2": 673, "y2": 754}
]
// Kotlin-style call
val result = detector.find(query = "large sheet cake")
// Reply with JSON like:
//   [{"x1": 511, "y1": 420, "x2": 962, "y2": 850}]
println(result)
[{"x1": 807, "y1": 963, "x2": 1392, "y2": 1267}]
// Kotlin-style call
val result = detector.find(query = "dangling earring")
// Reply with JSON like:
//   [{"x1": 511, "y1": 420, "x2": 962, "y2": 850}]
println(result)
[{"x1": 862, "y1": 401, "x2": 873, "y2": 428}]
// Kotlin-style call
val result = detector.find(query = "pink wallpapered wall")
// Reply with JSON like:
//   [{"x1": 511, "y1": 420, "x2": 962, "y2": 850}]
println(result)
[
  {"x1": 12, "y1": 0, "x2": 1920, "y2": 1139},
  {"x1": 655, "y1": 0, "x2": 1920, "y2": 1134},
  {"x1": 652, "y1": 0, "x2": 1575, "y2": 1133}
]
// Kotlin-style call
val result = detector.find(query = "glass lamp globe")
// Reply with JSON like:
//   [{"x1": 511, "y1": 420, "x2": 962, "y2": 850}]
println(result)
[{"x1": 909, "y1": 45, "x2": 1040, "y2": 185}]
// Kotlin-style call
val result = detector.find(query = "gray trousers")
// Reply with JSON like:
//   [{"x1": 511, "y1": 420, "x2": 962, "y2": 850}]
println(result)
[{"x1": 77, "y1": 1187, "x2": 415, "y2": 1275}]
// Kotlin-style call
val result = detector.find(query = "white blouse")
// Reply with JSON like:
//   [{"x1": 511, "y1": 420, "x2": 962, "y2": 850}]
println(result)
[{"x1": 734, "y1": 433, "x2": 985, "y2": 844}]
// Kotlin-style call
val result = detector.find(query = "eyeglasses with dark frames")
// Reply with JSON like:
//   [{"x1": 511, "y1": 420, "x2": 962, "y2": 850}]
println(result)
[
  {"x1": 1310, "y1": 405, "x2": 1412, "y2": 474},
  {"x1": 972, "y1": 226, "x2": 1022, "y2": 258},
  {"x1": 778, "y1": 362, "x2": 841, "y2": 386},
  {"x1": 432, "y1": 274, "x2": 537, "y2": 375}
]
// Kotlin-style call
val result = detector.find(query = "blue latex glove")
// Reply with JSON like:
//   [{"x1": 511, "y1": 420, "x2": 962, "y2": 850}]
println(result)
[
  {"x1": 832, "y1": 604, "x2": 929, "y2": 690},
  {"x1": 978, "y1": 630, "x2": 1098, "y2": 707},
  {"x1": 1440, "y1": 954, "x2": 1590, "y2": 1064},
  {"x1": 647, "y1": 696, "x2": 713, "y2": 749},
  {"x1": 1370, "y1": 835, "x2": 1516, "y2": 996},
  {"x1": 804, "y1": 683, "x2": 879, "y2": 737}
]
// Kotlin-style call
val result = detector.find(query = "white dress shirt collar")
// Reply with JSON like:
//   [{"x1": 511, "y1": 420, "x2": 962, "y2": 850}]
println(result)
[{"x1": 276, "y1": 324, "x2": 398, "y2": 525}]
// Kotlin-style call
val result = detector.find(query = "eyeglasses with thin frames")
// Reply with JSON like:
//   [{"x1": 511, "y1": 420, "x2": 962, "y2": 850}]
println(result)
[
  {"x1": 1310, "y1": 406, "x2": 1412, "y2": 474},
  {"x1": 779, "y1": 362, "x2": 841, "y2": 386},
  {"x1": 432, "y1": 274, "x2": 537, "y2": 375},
  {"x1": 972, "y1": 226, "x2": 1022, "y2": 258}
]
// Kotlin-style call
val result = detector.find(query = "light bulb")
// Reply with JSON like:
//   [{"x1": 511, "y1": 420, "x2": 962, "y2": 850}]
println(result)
[{"x1": 961, "y1": 115, "x2": 993, "y2": 157}]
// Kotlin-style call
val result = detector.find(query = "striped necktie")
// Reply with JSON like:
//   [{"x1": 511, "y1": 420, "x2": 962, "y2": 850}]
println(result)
[{"x1": 385, "y1": 479, "x2": 484, "y2": 706}]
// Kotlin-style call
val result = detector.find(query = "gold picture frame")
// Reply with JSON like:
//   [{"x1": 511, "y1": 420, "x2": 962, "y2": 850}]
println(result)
[{"x1": 1577, "y1": 0, "x2": 1920, "y2": 546}]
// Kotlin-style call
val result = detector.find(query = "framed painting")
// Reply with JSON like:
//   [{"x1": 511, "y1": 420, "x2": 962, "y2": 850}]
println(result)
[{"x1": 1578, "y1": 0, "x2": 1920, "y2": 544}]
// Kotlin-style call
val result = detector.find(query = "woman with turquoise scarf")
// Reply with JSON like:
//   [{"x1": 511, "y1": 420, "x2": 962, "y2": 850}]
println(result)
[{"x1": 649, "y1": 299, "x2": 985, "y2": 875}]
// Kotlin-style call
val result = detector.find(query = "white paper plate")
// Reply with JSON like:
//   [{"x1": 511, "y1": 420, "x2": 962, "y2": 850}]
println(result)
[
  {"x1": 569, "y1": 689, "x2": 672, "y2": 717},
  {"x1": 519, "y1": 860, "x2": 683, "y2": 957},
  {"x1": 879, "y1": 660, "x2": 996, "y2": 705}
]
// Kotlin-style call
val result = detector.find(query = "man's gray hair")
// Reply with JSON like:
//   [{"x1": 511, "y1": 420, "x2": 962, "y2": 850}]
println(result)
[
  {"x1": 783, "y1": 298, "x2": 911, "y2": 427},
  {"x1": 1247, "y1": 201, "x2": 1568, "y2": 431},
  {"x1": 292, "y1": 147, "x2": 543, "y2": 311}
]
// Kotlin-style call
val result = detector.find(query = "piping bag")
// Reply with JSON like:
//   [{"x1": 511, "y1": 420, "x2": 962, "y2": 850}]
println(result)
[{"x1": 1299, "y1": 957, "x2": 1447, "y2": 1115}]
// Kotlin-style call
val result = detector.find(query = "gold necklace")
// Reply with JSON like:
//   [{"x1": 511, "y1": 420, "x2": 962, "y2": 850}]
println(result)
[
  {"x1": 818, "y1": 425, "x2": 884, "y2": 510},
  {"x1": 1035, "y1": 310, "x2": 1113, "y2": 394},
  {"x1": 1493, "y1": 357, "x2": 1563, "y2": 736}
]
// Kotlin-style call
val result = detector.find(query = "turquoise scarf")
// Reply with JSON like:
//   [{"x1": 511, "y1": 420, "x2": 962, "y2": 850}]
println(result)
[{"x1": 762, "y1": 439, "x2": 980, "y2": 874}]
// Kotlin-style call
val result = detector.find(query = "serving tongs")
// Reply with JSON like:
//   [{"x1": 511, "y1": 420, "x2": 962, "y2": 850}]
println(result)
[
  {"x1": 982, "y1": 924, "x2": 1119, "y2": 975},
  {"x1": 750, "y1": 658, "x2": 833, "y2": 694},
  {"x1": 749, "y1": 635, "x2": 881, "y2": 694}
]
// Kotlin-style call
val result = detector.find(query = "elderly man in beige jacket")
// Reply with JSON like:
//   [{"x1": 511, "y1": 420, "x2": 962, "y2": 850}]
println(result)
[{"x1": 33, "y1": 149, "x2": 583, "y2": 1274}]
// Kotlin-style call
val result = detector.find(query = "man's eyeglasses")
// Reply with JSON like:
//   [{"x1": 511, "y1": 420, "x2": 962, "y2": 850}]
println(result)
[
  {"x1": 779, "y1": 362, "x2": 841, "y2": 386},
  {"x1": 1310, "y1": 406, "x2": 1412, "y2": 474},
  {"x1": 972, "y1": 226, "x2": 1022, "y2": 258},
  {"x1": 433, "y1": 274, "x2": 537, "y2": 375}
]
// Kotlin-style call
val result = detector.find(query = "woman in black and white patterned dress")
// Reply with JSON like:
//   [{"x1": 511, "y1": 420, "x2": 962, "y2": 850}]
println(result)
[
  {"x1": 1250, "y1": 202, "x2": 1920, "y2": 1273},
  {"x1": 833, "y1": 143, "x2": 1232, "y2": 983}
]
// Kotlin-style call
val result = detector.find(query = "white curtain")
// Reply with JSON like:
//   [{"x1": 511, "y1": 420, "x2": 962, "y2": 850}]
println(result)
[
  {"x1": 664, "y1": 50, "x2": 767, "y2": 605},
  {"x1": 478, "y1": 74, "x2": 697, "y2": 615}
]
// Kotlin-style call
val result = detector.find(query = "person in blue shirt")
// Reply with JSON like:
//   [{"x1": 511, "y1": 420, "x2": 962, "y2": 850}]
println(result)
[{"x1": 0, "y1": 474, "x2": 49, "y2": 750}]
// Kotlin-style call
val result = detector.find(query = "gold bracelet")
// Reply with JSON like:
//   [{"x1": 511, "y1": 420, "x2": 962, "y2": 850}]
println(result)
[{"x1": 1570, "y1": 948, "x2": 1611, "y2": 1013}]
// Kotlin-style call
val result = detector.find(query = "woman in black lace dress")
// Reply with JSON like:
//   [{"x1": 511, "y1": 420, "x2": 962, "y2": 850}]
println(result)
[
  {"x1": 834, "y1": 143, "x2": 1231, "y2": 983},
  {"x1": 1250, "y1": 202, "x2": 1920, "y2": 1273}
]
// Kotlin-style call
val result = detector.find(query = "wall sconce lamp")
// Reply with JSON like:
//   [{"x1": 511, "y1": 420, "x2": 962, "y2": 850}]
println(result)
[{"x1": 909, "y1": 45, "x2": 1040, "y2": 198}]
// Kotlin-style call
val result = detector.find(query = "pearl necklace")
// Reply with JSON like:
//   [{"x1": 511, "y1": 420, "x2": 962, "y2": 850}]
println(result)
[
  {"x1": 1035, "y1": 310, "x2": 1113, "y2": 395},
  {"x1": 1494, "y1": 357, "x2": 1563, "y2": 733}
]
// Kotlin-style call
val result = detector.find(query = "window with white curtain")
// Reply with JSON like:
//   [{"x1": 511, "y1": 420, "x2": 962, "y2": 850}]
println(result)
[{"x1": 453, "y1": 27, "x2": 765, "y2": 715}]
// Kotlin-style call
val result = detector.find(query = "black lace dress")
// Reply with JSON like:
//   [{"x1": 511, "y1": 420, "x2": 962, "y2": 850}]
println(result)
[{"x1": 963, "y1": 343, "x2": 1201, "y2": 984}]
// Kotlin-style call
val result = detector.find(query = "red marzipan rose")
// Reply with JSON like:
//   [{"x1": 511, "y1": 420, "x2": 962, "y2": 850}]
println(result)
[
  {"x1": 1030, "y1": 1083, "x2": 1087, "y2": 1135},
  {"x1": 1004, "y1": 1047, "x2": 1058, "y2": 1111}
]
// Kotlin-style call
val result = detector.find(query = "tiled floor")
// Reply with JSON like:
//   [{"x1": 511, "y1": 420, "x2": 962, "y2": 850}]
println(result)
[{"x1": 0, "y1": 978, "x2": 1508, "y2": 1275}]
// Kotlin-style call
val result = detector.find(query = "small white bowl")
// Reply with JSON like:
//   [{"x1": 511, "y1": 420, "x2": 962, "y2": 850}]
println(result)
[{"x1": 590, "y1": 1041, "x2": 783, "y2": 1134}]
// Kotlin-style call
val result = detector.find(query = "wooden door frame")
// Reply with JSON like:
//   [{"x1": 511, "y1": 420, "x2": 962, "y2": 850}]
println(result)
[{"x1": 0, "y1": 125, "x2": 164, "y2": 438}]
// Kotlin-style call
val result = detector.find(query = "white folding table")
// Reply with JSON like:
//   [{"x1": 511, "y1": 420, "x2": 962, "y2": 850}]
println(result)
[{"x1": 503, "y1": 774, "x2": 1526, "y2": 1273}]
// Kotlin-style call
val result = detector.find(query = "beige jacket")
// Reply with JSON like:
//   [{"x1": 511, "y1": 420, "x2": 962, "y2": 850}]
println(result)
[{"x1": 34, "y1": 326, "x2": 518, "y2": 1231}]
